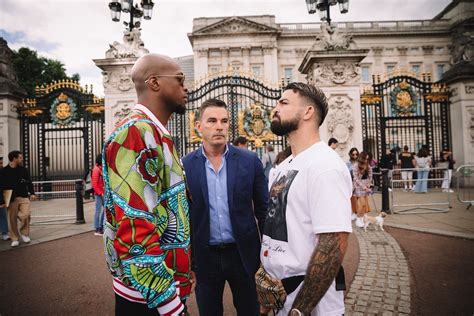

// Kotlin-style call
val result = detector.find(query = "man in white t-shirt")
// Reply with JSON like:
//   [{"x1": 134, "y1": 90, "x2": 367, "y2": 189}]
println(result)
[{"x1": 259, "y1": 82, "x2": 352, "y2": 316}]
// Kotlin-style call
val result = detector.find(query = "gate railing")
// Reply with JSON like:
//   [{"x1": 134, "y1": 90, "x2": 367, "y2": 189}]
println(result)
[
  {"x1": 389, "y1": 167, "x2": 451, "y2": 214},
  {"x1": 31, "y1": 179, "x2": 85, "y2": 225},
  {"x1": 456, "y1": 164, "x2": 474, "y2": 210}
]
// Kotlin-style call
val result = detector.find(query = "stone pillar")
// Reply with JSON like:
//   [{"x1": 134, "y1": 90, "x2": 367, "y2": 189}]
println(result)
[
  {"x1": 298, "y1": 25, "x2": 369, "y2": 157},
  {"x1": 93, "y1": 29, "x2": 149, "y2": 138},
  {"x1": 263, "y1": 45, "x2": 278, "y2": 83},
  {"x1": 221, "y1": 47, "x2": 229, "y2": 70},
  {"x1": 242, "y1": 46, "x2": 251, "y2": 71},
  {"x1": 0, "y1": 38, "x2": 26, "y2": 162},
  {"x1": 194, "y1": 48, "x2": 208, "y2": 80},
  {"x1": 449, "y1": 81, "x2": 474, "y2": 165}
]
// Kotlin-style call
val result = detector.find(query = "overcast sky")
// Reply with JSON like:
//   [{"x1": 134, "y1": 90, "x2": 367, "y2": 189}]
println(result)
[{"x1": 1, "y1": 0, "x2": 451, "y2": 96}]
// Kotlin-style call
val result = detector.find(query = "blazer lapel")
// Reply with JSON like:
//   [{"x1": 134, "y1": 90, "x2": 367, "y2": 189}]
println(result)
[
  {"x1": 195, "y1": 147, "x2": 209, "y2": 210},
  {"x1": 226, "y1": 146, "x2": 239, "y2": 213}
]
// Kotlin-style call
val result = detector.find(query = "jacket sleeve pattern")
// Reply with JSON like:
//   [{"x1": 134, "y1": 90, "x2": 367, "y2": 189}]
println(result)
[{"x1": 102, "y1": 117, "x2": 191, "y2": 309}]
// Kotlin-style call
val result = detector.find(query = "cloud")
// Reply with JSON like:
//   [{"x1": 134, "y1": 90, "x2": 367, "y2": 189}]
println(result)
[{"x1": 0, "y1": 0, "x2": 451, "y2": 96}]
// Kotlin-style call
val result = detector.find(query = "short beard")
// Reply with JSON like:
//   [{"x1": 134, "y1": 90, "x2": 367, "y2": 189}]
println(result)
[
  {"x1": 168, "y1": 102, "x2": 186, "y2": 115},
  {"x1": 270, "y1": 116, "x2": 300, "y2": 136}
]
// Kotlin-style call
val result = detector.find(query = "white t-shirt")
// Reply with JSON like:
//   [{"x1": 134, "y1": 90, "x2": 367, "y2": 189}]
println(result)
[{"x1": 261, "y1": 141, "x2": 353, "y2": 316}]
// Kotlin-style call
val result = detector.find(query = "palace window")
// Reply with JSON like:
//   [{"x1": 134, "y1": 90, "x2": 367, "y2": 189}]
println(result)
[
  {"x1": 361, "y1": 66, "x2": 370, "y2": 82},
  {"x1": 252, "y1": 66, "x2": 261, "y2": 76},
  {"x1": 411, "y1": 64, "x2": 420, "y2": 76},
  {"x1": 437, "y1": 64, "x2": 446, "y2": 80},
  {"x1": 284, "y1": 68, "x2": 293, "y2": 81}
]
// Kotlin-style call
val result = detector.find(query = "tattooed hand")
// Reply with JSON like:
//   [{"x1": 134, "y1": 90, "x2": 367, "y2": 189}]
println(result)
[{"x1": 290, "y1": 232, "x2": 349, "y2": 315}]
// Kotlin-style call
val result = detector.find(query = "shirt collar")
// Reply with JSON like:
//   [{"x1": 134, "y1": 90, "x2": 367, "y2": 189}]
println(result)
[
  {"x1": 201, "y1": 144, "x2": 229, "y2": 160},
  {"x1": 134, "y1": 104, "x2": 171, "y2": 136}
]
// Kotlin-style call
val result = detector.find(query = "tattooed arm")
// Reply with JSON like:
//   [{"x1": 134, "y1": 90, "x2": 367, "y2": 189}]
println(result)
[{"x1": 290, "y1": 232, "x2": 349, "y2": 315}]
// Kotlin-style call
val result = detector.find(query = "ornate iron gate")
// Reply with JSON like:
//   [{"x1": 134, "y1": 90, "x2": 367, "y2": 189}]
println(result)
[
  {"x1": 18, "y1": 80, "x2": 104, "y2": 181},
  {"x1": 169, "y1": 73, "x2": 285, "y2": 157},
  {"x1": 360, "y1": 74, "x2": 451, "y2": 162}
]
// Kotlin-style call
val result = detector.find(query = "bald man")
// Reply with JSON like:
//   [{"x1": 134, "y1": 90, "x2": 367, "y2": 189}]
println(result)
[{"x1": 102, "y1": 53, "x2": 193, "y2": 315}]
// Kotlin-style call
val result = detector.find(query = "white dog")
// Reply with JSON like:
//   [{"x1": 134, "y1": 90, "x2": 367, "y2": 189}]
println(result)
[{"x1": 363, "y1": 212, "x2": 387, "y2": 232}]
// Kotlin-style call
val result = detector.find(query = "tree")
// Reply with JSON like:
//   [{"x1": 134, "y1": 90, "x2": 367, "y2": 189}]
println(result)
[{"x1": 11, "y1": 47, "x2": 81, "y2": 97}]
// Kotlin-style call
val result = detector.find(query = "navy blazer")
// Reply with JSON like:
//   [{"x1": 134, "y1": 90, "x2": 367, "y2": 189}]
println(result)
[{"x1": 182, "y1": 145, "x2": 268, "y2": 277}]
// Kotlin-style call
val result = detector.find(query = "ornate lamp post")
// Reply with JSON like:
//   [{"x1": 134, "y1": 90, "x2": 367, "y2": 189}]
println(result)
[
  {"x1": 108, "y1": 0, "x2": 155, "y2": 31},
  {"x1": 305, "y1": 0, "x2": 349, "y2": 25}
]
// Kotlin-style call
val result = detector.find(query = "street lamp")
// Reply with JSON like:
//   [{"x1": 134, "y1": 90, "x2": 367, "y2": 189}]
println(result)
[
  {"x1": 108, "y1": 0, "x2": 155, "y2": 31},
  {"x1": 306, "y1": 0, "x2": 349, "y2": 25}
]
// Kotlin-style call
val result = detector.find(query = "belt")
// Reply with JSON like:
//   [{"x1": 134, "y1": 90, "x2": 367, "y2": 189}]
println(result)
[{"x1": 208, "y1": 243, "x2": 237, "y2": 250}]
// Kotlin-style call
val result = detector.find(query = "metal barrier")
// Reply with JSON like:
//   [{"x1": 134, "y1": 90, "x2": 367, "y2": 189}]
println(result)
[
  {"x1": 389, "y1": 167, "x2": 451, "y2": 214},
  {"x1": 456, "y1": 164, "x2": 474, "y2": 210},
  {"x1": 31, "y1": 179, "x2": 85, "y2": 225}
]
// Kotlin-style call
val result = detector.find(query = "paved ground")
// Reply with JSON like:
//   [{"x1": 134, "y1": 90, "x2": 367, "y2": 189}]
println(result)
[{"x1": 0, "y1": 189, "x2": 472, "y2": 315}]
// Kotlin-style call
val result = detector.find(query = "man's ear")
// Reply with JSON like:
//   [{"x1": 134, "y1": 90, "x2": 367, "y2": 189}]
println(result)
[
  {"x1": 196, "y1": 120, "x2": 202, "y2": 132},
  {"x1": 148, "y1": 77, "x2": 160, "y2": 91},
  {"x1": 303, "y1": 105, "x2": 315, "y2": 121}
]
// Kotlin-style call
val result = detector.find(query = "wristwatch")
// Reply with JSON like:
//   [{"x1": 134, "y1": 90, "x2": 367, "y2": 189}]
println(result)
[{"x1": 290, "y1": 308, "x2": 303, "y2": 316}]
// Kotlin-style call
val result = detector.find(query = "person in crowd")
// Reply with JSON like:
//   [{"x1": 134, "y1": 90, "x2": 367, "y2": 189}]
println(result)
[
  {"x1": 352, "y1": 151, "x2": 373, "y2": 228},
  {"x1": 267, "y1": 146, "x2": 292, "y2": 187},
  {"x1": 261, "y1": 144, "x2": 276, "y2": 181},
  {"x1": 414, "y1": 147, "x2": 431, "y2": 193},
  {"x1": 102, "y1": 53, "x2": 193, "y2": 315},
  {"x1": 440, "y1": 148, "x2": 455, "y2": 193},
  {"x1": 346, "y1": 147, "x2": 359, "y2": 220},
  {"x1": 232, "y1": 135, "x2": 249, "y2": 149},
  {"x1": 399, "y1": 145, "x2": 416, "y2": 191},
  {"x1": 379, "y1": 148, "x2": 396, "y2": 170},
  {"x1": 91, "y1": 153, "x2": 104, "y2": 236},
  {"x1": 328, "y1": 137, "x2": 338, "y2": 150},
  {"x1": 182, "y1": 98, "x2": 268, "y2": 316},
  {"x1": 0, "y1": 157, "x2": 9, "y2": 241},
  {"x1": 0, "y1": 151, "x2": 36, "y2": 247},
  {"x1": 258, "y1": 82, "x2": 351, "y2": 316}
]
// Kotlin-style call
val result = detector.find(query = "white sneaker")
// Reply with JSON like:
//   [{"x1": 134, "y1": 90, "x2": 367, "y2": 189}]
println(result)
[
  {"x1": 355, "y1": 217, "x2": 365, "y2": 228},
  {"x1": 1, "y1": 234, "x2": 10, "y2": 241},
  {"x1": 351, "y1": 213, "x2": 357, "y2": 221},
  {"x1": 448, "y1": 189, "x2": 454, "y2": 193},
  {"x1": 21, "y1": 235, "x2": 31, "y2": 243},
  {"x1": 11, "y1": 240, "x2": 19, "y2": 247}
]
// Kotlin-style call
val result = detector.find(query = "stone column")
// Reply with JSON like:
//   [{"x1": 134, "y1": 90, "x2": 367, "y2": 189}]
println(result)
[
  {"x1": 263, "y1": 45, "x2": 278, "y2": 83},
  {"x1": 298, "y1": 25, "x2": 369, "y2": 157},
  {"x1": 93, "y1": 29, "x2": 149, "y2": 138},
  {"x1": 0, "y1": 38, "x2": 26, "y2": 162},
  {"x1": 221, "y1": 47, "x2": 229, "y2": 70},
  {"x1": 194, "y1": 48, "x2": 208, "y2": 80},
  {"x1": 242, "y1": 46, "x2": 251, "y2": 71}
]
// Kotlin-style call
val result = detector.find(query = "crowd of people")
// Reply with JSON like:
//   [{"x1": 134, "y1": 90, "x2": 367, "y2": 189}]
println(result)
[{"x1": 0, "y1": 52, "x2": 458, "y2": 316}]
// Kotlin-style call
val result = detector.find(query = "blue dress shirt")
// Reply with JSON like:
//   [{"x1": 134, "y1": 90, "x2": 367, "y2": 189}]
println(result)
[{"x1": 202, "y1": 146, "x2": 235, "y2": 244}]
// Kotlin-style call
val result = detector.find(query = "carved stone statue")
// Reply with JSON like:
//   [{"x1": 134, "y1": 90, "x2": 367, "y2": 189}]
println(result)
[
  {"x1": 0, "y1": 37, "x2": 19, "y2": 82},
  {"x1": 311, "y1": 24, "x2": 356, "y2": 51},
  {"x1": 105, "y1": 29, "x2": 149, "y2": 59}
]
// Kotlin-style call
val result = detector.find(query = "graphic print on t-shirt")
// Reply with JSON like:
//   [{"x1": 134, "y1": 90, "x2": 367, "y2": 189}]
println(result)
[{"x1": 263, "y1": 169, "x2": 298, "y2": 242}]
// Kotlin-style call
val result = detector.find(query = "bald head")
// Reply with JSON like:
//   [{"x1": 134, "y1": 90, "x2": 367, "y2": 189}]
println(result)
[{"x1": 131, "y1": 53, "x2": 180, "y2": 94}]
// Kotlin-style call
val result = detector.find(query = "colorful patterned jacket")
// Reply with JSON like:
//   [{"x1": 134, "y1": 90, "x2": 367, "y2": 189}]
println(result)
[{"x1": 102, "y1": 104, "x2": 191, "y2": 314}]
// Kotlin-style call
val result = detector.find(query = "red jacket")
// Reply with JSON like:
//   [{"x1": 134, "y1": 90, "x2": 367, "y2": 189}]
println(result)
[{"x1": 91, "y1": 165, "x2": 104, "y2": 196}]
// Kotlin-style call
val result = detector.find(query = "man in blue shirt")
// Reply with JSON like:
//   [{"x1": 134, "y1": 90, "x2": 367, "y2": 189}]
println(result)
[{"x1": 182, "y1": 98, "x2": 268, "y2": 316}]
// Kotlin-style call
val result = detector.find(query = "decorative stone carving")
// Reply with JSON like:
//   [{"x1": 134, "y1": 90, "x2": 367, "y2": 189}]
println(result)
[
  {"x1": 113, "y1": 101, "x2": 133, "y2": 126},
  {"x1": 326, "y1": 95, "x2": 354, "y2": 154},
  {"x1": 310, "y1": 61, "x2": 360, "y2": 85},
  {"x1": 103, "y1": 68, "x2": 133, "y2": 92},
  {"x1": 311, "y1": 24, "x2": 355, "y2": 51},
  {"x1": 371, "y1": 46, "x2": 384, "y2": 56},
  {"x1": 422, "y1": 45, "x2": 434, "y2": 54},
  {"x1": 197, "y1": 49, "x2": 208, "y2": 58},
  {"x1": 105, "y1": 29, "x2": 149, "y2": 59},
  {"x1": 451, "y1": 24, "x2": 473, "y2": 64},
  {"x1": 295, "y1": 48, "x2": 306, "y2": 58},
  {"x1": 0, "y1": 38, "x2": 18, "y2": 82},
  {"x1": 468, "y1": 107, "x2": 474, "y2": 144},
  {"x1": 465, "y1": 85, "x2": 474, "y2": 94},
  {"x1": 397, "y1": 46, "x2": 408, "y2": 56}
]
